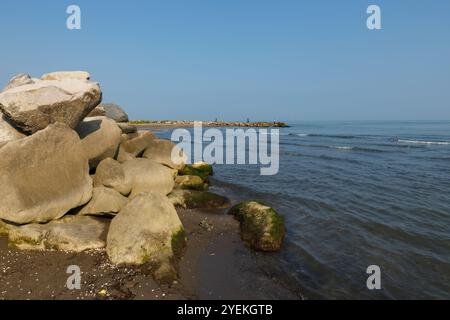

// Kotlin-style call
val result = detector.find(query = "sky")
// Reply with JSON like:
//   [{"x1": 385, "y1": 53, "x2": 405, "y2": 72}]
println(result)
[{"x1": 0, "y1": 0, "x2": 449, "y2": 122}]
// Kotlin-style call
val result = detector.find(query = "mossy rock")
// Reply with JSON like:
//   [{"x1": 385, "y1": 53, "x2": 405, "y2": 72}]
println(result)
[
  {"x1": 0, "y1": 219, "x2": 12, "y2": 236},
  {"x1": 179, "y1": 162, "x2": 213, "y2": 181},
  {"x1": 229, "y1": 201, "x2": 285, "y2": 252},
  {"x1": 175, "y1": 175, "x2": 208, "y2": 191},
  {"x1": 171, "y1": 227, "x2": 187, "y2": 257},
  {"x1": 192, "y1": 162, "x2": 214, "y2": 175},
  {"x1": 168, "y1": 190, "x2": 230, "y2": 209}
]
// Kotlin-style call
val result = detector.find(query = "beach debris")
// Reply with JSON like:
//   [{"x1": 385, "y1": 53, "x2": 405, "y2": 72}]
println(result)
[
  {"x1": 229, "y1": 201, "x2": 285, "y2": 252},
  {"x1": 199, "y1": 218, "x2": 214, "y2": 232}
]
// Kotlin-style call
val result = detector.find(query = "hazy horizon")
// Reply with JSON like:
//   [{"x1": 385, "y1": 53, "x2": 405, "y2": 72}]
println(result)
[{"x1": 1, "y1": 0, "x2": 449, "y2": 122}]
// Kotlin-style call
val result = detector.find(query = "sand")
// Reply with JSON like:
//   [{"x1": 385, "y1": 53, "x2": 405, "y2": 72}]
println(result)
[{"x1": 0, "y1": 206, "x2": 299, "y2": 300}]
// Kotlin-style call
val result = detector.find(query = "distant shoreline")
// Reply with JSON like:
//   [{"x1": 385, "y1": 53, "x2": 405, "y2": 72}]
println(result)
[{"x1": 130, "y1": 120, "x2": 290, "y2": 129}]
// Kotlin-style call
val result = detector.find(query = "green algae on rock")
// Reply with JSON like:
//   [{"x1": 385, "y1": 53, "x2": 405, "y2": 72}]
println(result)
[
  {"x1": 175, "y1": 175, "x2": 208, "y2": 191},
  {"x1": 168, "y1": 190, "x2": 230, "y2": 210},
  {"x1": 229, "y1": 201, "x2": 285, "y2": 252},
  {"x1": 179, "y1": 162, "x2": 213, "y2": 181}
]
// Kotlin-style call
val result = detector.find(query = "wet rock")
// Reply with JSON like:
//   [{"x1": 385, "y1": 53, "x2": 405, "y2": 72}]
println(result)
[
  {"x1": 179, "y1": 162, "x2": 213, "y2": 181},
  {"x1": 168, "y1": 190, "x2": 230, "y2": 209},
  {"x1": 229, "y1": 201, "x2": 285, "y2": 252},
  {"x1": 175, "y1": 175, "x2": 207, "y2": 191}
]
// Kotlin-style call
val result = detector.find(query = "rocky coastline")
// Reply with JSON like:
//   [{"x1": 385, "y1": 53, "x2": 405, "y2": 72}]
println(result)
[
  {"x1": 0, "y1": 71, "x2": 291, "y2": 300},
  {"x1": 130, "y1": 120, "x2": 290, "y2": 128}
]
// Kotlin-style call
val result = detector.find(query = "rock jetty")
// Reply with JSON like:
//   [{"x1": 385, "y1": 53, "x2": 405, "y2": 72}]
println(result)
[{"x1": 0, "y1": 70, "x2": 286, "y2": 284}]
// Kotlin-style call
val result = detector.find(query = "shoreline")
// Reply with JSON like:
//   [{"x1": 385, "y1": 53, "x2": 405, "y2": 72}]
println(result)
[
  {"x1": 0, "y1": 182, "x2": 299, "y2": 300},
  {"x1": 130, "y1": 120, "x2": 290, "y2": 129}
]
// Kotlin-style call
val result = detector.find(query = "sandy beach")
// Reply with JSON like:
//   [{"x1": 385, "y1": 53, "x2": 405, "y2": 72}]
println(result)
[{"x1": 0, "y1": 194, "x2": 298, "y2": 300}]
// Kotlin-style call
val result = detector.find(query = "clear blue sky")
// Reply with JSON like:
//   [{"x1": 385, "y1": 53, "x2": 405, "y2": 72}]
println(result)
[{"x1": 1, "y1": 0, "x2": 449, "y2": 121}]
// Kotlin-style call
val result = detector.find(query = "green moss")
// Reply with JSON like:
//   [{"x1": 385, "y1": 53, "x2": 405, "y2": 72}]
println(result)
[
  {"x1": 9, "y1": 236, "x2": 43, "y2": 249},
  {"x1": 183, "y1": 191, "x2": 230, "y2": 209},
  {"x1": 179, "y1": 164, "x2": 213, "y2": 181},
  {"x1": 176, "y1": 175, "x2": 208, "y2": 191},
  {"x1": 171, "y1": 227, "x2": 186, "y2": 257},
  {"x1": 268, "y1": 208, "x2": 285, "y2": 241},
  {"x1": 229, "y1": 201, "x2": 285, "y2": 251}
]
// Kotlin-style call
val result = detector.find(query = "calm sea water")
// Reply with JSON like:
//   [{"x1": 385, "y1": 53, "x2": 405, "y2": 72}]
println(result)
[{"x1": 154, "y1": 121, "x2": 450, "y2": 299}]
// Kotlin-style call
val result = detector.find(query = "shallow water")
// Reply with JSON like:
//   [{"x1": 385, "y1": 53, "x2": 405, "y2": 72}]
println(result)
[{"x1": 153, "y1": 121, "x2": 450, "y2": 299}]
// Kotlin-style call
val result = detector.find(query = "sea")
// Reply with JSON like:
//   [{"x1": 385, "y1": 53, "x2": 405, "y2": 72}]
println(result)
[{"x1": 152, "y1": 121, "x2": 450, "y2": 299}]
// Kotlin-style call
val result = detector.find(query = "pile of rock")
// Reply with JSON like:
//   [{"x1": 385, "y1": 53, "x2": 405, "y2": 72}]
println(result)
[{"x1": 0, "y1": 71, "x2": 229, "y2": 283}]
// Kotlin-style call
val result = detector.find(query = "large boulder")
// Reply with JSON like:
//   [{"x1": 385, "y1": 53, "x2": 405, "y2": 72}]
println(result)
[
  {"x1": 229, "y1": 201, "x2": 285, "y2": 252},
  {"x1": 3, "y1": 73, "x2": 34, "y2": 91},
  {"x1": 122, "y1": 158, "x2": 175, "y2": 199},
  {"x1": 168, "y1": 190, "x2": 230, "y2": 209},
  {"x1": 0, "y1": 115, "x2": 25, "y2": 145},
  {"x1": 78, "y1": 186, "x2": 128, "y2": 217},
  {"x1": 8, "y1": 216, "x2": 107, "y2": 252},
  {"x1": 143, "y1": 139, "x2": 187, "y2": 170},
  {"x1": 116, "y1": 131, "x2": 156, "y2": 162},
  {"x1": 41, "y1": 71, "x2": 90, "y2": 81},
  {"x1": 91, "y1": 103, "x2": 129, "y2": 122},
  {"x1": 93, "y1": 158, "x2": 132, "y2": 196},
  {"x1": 106, "y1": 192, "x2": 185, "y2": 282},
  {"x1": 0, "y1": 123, "x2": 93, "y2": 224},
  {"x1": 76, "y1": 116, "x2": 122, "y2": 169},
  {"x1": 0, "y1": 78, "x2": 102, "y2": 134}
]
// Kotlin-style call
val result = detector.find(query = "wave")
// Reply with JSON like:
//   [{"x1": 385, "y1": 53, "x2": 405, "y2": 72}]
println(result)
[
  {"x1": 330, "y1": 146, "x2": 353, "y2": 150},
  {"x1": 397, "y1": 139, "x2": 450, "y2": 145},
  {"x1": 260, "y1": 131, "x2": 290, "y2": 136},
  {"x1": 289, "y1": 133, "x2": 357, "y2": 139}
]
